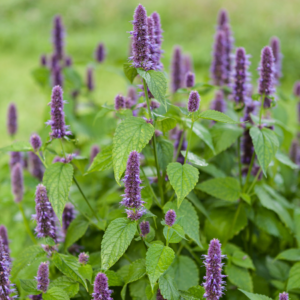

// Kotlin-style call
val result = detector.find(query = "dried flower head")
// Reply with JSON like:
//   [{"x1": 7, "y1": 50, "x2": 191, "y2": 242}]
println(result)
[
  {"x1": 95, "y1": 43, "x2": 106, "y2": 63},
  {"x1": 78, "y1": 252, "x2": 89, "y2": 265},
  {"x1": 7, "y1": 103, "x2": 17, "y2": 137},
  {"x1": 90, "y1": 145, "x2": 100, "y2": 163},
  {"x1": 36, "y1": 262, "x2": 49, "y2": 293},
  {"x1": 28, "y1": 152, "x2": 44, "y2": 182},
  {"x1": 140, "y1": 221, "x2": 150, "y2": 237},
  {"x1": 115, "y1": 94, "x2": 125, "y2": 110},
  {"x1": 188, "y1": 91, "x2": 201, "y2": 112},
  {"x1": 165, "y1": 210, "x2": 176, "y2": 226},
  {"x1": 11, "y1": 163, "x2": 24, "y2": 203},
  {"x1": 171, "y1": 46, "x2": 183, "y2": 93},
  {"x1": 211, "y1": 31, "x2": 226, "y2": 86},
  {"x1": 62, "y1": 203, "x2": 75, "y2": 234},
  {"x1": 185, "y1": 72, "x2": 195, "y2": 88},
  {"x1": 52, "y1": 15, "x2": 64, "y2": 60},
  {"x1": 270, "y1": 36, "x2": 282, "y2": 85},
  {"x1": 86, "y1": 67, "x2": 94, "y2": 92},
  {"x1": 30, "y1": 134, "x2": 42, "y2": 152},
  {"x1": 92, "y1": 273, "x2": 113, "y2": 300},
  {"x1": 279, "y1": 292, "x2": 289, "y2": 300}
]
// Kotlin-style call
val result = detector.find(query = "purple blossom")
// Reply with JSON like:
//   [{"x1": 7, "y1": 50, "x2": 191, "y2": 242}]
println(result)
[
  {"x1": 165, "y1": 210, "x2": 176, "y2": 226},
  {"x1": 241, "y1": 100, "x2": 259, "y2": 124},
  {"x1": 0, "y1": 226, "x2": 10, "y2": 263},
  {"x1": 60, "y1": 154, "x2": 75, "y2": 164},
  {"x1": 125, "y1": 209, "x2": 146, "y2": 221},
  {"x1": 188, "y1": 91, "x2": 200, "y2": 112},
  {"x1": 36, "y1": 262, "x2": 49, "y2": 293},
  {"x1": 147, "y1": 16, "x2": 157, "y2": 70},
  {"x1": 270, "y1": 37, "x2": 282, "y2": 85},
  {"x1": 52, "y1": 15, "x2": 64, "y2": 60},
  {"x1": 171, "y1": 46, "x2": 183, "y2": 93},
  {"x1": 28, "y1": 152, "x2": 44, "y2": 182},
  {"x1": 7, "y1": 103, "x2": 17, "y2": 136},
  {"x1": 62, "y1": 203, "x2": 75, "y2": 234},
  {"x1": 125, "y1": 97, "x2": 133, "y2": 109},
  {"x1": 140, "y1": 100, "x2": 160, "y2": 110},
  {"x1": 115, "y1": 94, "x2": 125, "y2": 110},
  {"x1": 127, "y1": 86, "x2": 138, "y2": 105},
  {"x1": 50, "y1": 54, "x2": 58, "y2": 70},
  {"x1": 130, "y1": 4, "x2": 151, "y2": 70},
  {"x1": 231, "y1": 47, "x2": 251, "y2": 104},
  {"x1": 78, "y1": 252, "x2": 89, "y2": 265},
  {"x1": 279, "y1": 293, "x2": 289, "y2": 300},
  {"x1": 33, "y1": 184, "x2": 57, "y2": 242},
  {"x1": 30, "y1": 134, "x2": 42, "y2": 152},
  {"x1": 185, "y1": 72, "x2": 195, "y2": 88},
  {"x1": 157, "y1": 289, "x2": 166, "y2": 300},
  {"x1": 140, "y1": 221, "x2": 150, "y2": 237},
  {"x1": 290, "y1": 140, "x2": 300, "y2": 165},
  {"x1": 211, "y1": 31, "x2": 226, "y2": 86},
  {"x1": 258, "y1": 46, "x2": 275, "y2": 108},
  {"x1": 92, "y1": 273, "x2": 113, "y2": 300},
  {"x1": 183, "y1": 54, "x2": 193, "y2": 76},
  {"x1": 95, "y1": 43, "x2": 106, "y2": 63},
  {"x1": 202, "y1": 239, "x2": 226, "y2": 300},
  {"x1": 64, "y1": 56, "x2": 72, "y2": 67},
  {"x1": 217, "y1": 9, "x2": 229, "y2": 29},
  {"x1": 241, "y1": 129, "x2": 253, "y2": 166},
  {"x1": 222, "y1": 24, "x2": 233, "y2": 85},
  {"x1": 174, "y1": 130, "x2": 187, "y2": 164},
  {"x1": 9, "y1": 152, "x2": 23, "y2": 169},
  {"x1": 29, "y1": 295, "x2": 42, "y2": 300},
  {"x1": 90, "y1": 145, "x2": 100, "y2": 163},
  {"x1": 152, "y1": 12, "x2": 163, "y2": 70},
  {"x1": 293, "y1": 81, "x2": 300, "y2": 97},
  {"x1": 40, "y1": 55, "x2": 47, "y2": 67},
  {"x1": 51, "y1": 66, "x2": 63, "y2": 87},
  {"x1": 46, "y1": 85, "x2": 71, "y2": 139},
  {"x1": 210, "y1": 90, "x2": 227, "y2": 113},
  {"x1": 11, "y1": 163, "x2": 24, "y2": 203},
  {"x1": 86, "y1": 67, "x2": 94, "y2": 92}
]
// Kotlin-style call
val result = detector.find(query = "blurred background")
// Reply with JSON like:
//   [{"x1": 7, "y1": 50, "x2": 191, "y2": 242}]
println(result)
[{"x1": 0, "y1": 0, "x2": 300, "y2": 147}]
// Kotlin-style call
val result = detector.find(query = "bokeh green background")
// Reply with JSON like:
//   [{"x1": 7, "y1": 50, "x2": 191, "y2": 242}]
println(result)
[{"x1": 0, "y1": 0, "x2": 300, "y2": 147}]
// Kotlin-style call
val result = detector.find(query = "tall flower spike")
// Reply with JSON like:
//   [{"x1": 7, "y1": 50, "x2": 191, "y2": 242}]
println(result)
[
  {"x1": 9, "y1": 152, "x2": 23, "y2": 169},
  {"x1": 114, "y1": 94, "x2": 125, "y2": 110},
  {"x1": 62, "y1": 203, "x2": 75, "y2": 234},
  {"x1": 46, "y1": 85, "x2": 71, "y2": 139},
  {"x1": 0, "y1": 226, "x2": 10, "y2": 263},
  {"x1": 52, "y1": 15, "x2": 64, "y2": 60},
  {"x1": 34, "y1": 184, "x2": 57, "y2": 242},
  {"x1": 28, "y1": 152, "x2": 44, "y2": 182},
  {"x1": 95, "y1": 43, "x2": 106, "y2": 63},
  {"x1": 127, "y1": 86, "x2": 138, "y2": 105},
  {"x1": 183, "y1": 54, "x2": 193, "y2": 76},
  {"x1": 36, "y1": 262, "x2": 49, "y2": 293},
  {"x1": 171, "y1": 46, "x2": 183, "y2": 93},
  {"x1": 86, "y1": 67, "x2": 94, "y2": 92},
  {"x1": 147, "y1": 16, "x2": 157, "y2": 70},
  {"x1": 40, "y1": 55, "x2": 47, "y2": 67},
  {"x1": 185, "y1": 72, "x2": 195, "y2": 88},
  {"x1": 7, "y1": 103, "x2": 17, "y2": 137},
  {"x1": 165, "y1": 210, "x2": 176, "y2": 226},
  {"x1": 188, "y1": 91, "x2": 200, "y2": 112},
  {"x1": 293, "y1": 81, "x2": 300, "y2": 97},
  {"x1": 290, "y1": 140, "x2": 300, "y2": 165},
  {"x1": 51, "y1": 66, "x2": 63, "y2": 87},
  {"x1": 211, "y1": 31, "x2": 226, "y2": 86},
  {"x1": 270, "y1": 37, "x2": 282, "y2": 85},
  {"x1": 11, "y1": 163, "x2": 24, "y2": 203},
  {"x1": 217, "y1": 9, "x2": 229, "y2": 29},
  {"x1": 231, "y1": 47, "x2": 251, "y2": 104},
  {"x1": 279, "y1": 292, "x2": 289, "y2": 300},
  {"x1": 140, "y1": 221, "x2": 150, "y2": 237},
  {"x1": 210, "y1": 90, "x2": 227, "y2": 113},
  {"x1": 92, "y1": 273, "x2": 113, "y2": 300},
  {"x1": 130, "y1": 4, "x2": 151, "y2": 70},
  {"x1": 152, "y1": 12, "x2": 163, "y2": 70},
  {"x1": 203, "y1": 239, "x2": 226, "y2": 300},
  {"x1": 78, "y1": 252, "x2": 89, "y2": 265},
  {"x1": 258, "y1": 46, "x2": 275, "y2": 108},
  {"x1": 90, "y1": 145, "x2": 100, "y2": 163},
  {"x1": 174, "y1": 130, "x2": 187, "y2": 164},
  {"x1": 30, "y1": 134, "x2": 42, "y2": 152}
]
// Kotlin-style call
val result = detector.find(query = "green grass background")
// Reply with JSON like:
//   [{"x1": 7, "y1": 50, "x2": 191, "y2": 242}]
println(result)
[{"x1": 0, "y1": 0, "x2": 300, "y2": 147}]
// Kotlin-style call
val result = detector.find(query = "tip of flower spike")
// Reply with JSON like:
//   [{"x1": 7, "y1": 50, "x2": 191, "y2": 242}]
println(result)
[
  {"x1": 30, "y1": 133, "x2": 42, "y2": 152},
  {"x1": 188, "y1": 90, "x2": 200, "y2": 112},
  {"x1": 165, "y1": 209, "x2": 176, "y2": 226},
  {"x1": 218, "y1": 9, "x2": 229, "y2": 28},
  {"x1": 279, "y1": 292, "x2": 289, "y2": 300},
  {"x1": 294, "y1": 81, "x2": 300, "y2": 97}
]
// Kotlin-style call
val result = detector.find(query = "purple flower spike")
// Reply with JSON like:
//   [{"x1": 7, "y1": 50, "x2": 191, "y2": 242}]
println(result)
[
  {"x1": 37, "y1": 262, "x2": 49, "y2": 293},
  {"x1": 211, "y1": 31, "x2": 226, "y2": 86},
  {"x1": 165, "y1": 210, "x2": 176, "y2": 226},
  {"x1": 11, "y1": 163, "x2": 24, "y2": 203},
  {"x1": 270, "y1": 37, "x2": 282, "y2": 85},
  {"x1": 95, "y1": 43, "x2": 106, "y2": 63},
  {"x1": 210, "y1": 90, "x2": 227, "y2": 113},
  {"x1": 202, "y1": 239, "x2": 226, "y2": 300},
  {"x1": 64, "y1": 56, "x2": 72, "y2": 67},
  {"x1": 92, "y1": 273, "x2": 113, "y2": 300},
  {"x1": 152, "y1": 12, "x2": 163, "y2": 70},
  {"x1": 279, "y1": 292, "x2": 289, "y2": 300},
  {"x1": 51, "y1": 66, "x2": 63, "y2": 87},
  {"x1": 33, "y1": 184, "x2": 57, "y2": 242},
  {"x1": 232, "y1": 47, "x2": 251, "y2": 104},
  {"x1": 171, "y1": 46, "x2": 183, "y2": 93},
  {"x1": 157, "y1": 289, "x2": 166, "y2": 300},
  {"x1": 29, "y1": 295, "x2": 42, "y2": 300},
  {"x1": 78, "y1": 252, "x2": 89, "y2": 265},
  {"x1": 62, "y1": 203, "x2": 75, "y2": 234},
  {"x1": 115, "y1": 94, "x2": 125, "y2": 110},
  {"x1": 7, "y1": 103, "x2": 17, "y2": 136},
  {"x1": 52, "y1": 15, "x2": 64, "y2": 60},
  {"x1": 86, "y1": 67, "x2": 94, "y2": 92},
  {"x1": 183, "y1": 54, "x2": 193, "y2": 76},
  {"x1": 90, "y1": 145, "x2": 100, "y2": 163},
  {"x1": 140, "y1": 221, "x2": 150, "y2": 237},
  {"x1": 293, "y1": 81, "x2": 300, "y2": 97},
  {"x1": 130, "y1": 4, "x2": 151, "y2": 70},
  {"x1": 185, "y1": 72, "x2": 195, "y2": 88},
  {"x1": 217, "y1": 9, "x2": 229, "y2": 29},
  {"x1": 30, "y1": 134, "x2": 42, "y2": 152},
  {"x1": 290, "y1": 140, "x2": 300, "y2": 165},
  {"x1": 0, "y1": 226, "x2": 10, "y2": 263},
  {"x1": 46, "y1": 85, "x2": 71, "y2": 139},
  {"x1": 41, "y1": 55, "x2": 47, "y2": 67},
  {"x1": 125, "y1": 209, "x2": 146, "y2": 221},
  {"x1": 188, "y1": 91, "x2": 200, "y2": 112},
  {"x1": 241, "y1": 129, "x2": 253, "y2": 165},
  {"x1": 28, "y1": 152, "x2": 44, "y2": 182},
  {"x1": 147, "y1": 16, "x2": 157, "y2": 70},
  {"x1": 173, "y1": 130, "x2": 187, "y2": 165},
  {"x1": 127, "y1": 86, "x2": 138, "y2": 105},
  {"x1": 10, "y1": 152, "x2": 23, "y2": 169},
  {"x1": 258, "y1": 46, "x2": 275, "y2": 108}
]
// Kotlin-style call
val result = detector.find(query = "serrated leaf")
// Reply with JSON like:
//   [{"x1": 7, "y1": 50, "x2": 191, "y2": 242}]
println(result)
[
  {"x1": 19, "y1": 279, "x2": 40, "y2": 295},
  {"x1": 43, "y1": 287, "x2": 70, "y2": 300},
  {"x1": 163, "y1": 224, "x2": 185, "y2": 244},
  {"x1": 157, "y1": 137, "x2": 174, "y2": 170},
  {"x1": 101, "y1": 218, "x2": 137, "y2": 270},
  {"x1": 43, "y1": 163, "x2": 74, "y2": 224},
  {"x1": 231, "y1": 251, "x2": 255, "y2": 270},
  {"x1": 78, "y1": 264, "x2": 93, "y2": 283},
  {"x1": 49, "y1": 277, "x2": 79, "y2": 297},
  {"x1": 179, "y1": 286, "x2": 205, "y2": 300},
  {"x1": 123, "y1": 63, "x2": 138, "y2": 83},
  {"x1": 276, "y1": 151, "x2": 299, "y2": 169},
  {"x1": 86, "y1": 145, "x2": 113, "y2": 174},
  {"x1": 112, "y1": 117, "x2": 154, "y2": 184},
  {"x1": 238, "y1": 289, "x2": 272, "y2": 300},
  {"x1": 287, "y1": 262, "x2": 300, "y2": 291},
  {"x1": 199, "y1": 110, "x2": 239, "y2": 124},
  {"x1": 159, "y1": 275, "x2": 180, "y2": 300},
  {"x1": 126, "y1": 259, "x2": 146, "y2": 284},
  {"x1": 0, "y1": 141, "x2": 32, "y2": 152},
  {"x1": 181, "y1": 151, "x2": 208, "y2": 167},
  {"x1": 146, "y1": 243, "x2": 175, "y2": 290},
  {"x1": 275, "y1": 249, "x2": 300, "y2": 261},
  {"x1": 156, "y1": 117, "x2": 177, "y2": 132},
  {"x1": 64, "y1": 215, "x2": 89, "y2": 249},
  {"x1": 105, "y1": 270, "x2": 124, "y2": 286},
  {"x1": 167, "y1": 163, "x2": 199, "y2": 207},
  {"x1": 52, "y1": 252, "x2": 88, "y2": 290},
  {"x1": 226, "y1": 264, "x2": 253, "y2": 292},
  {"x1": 250, "y1": 127, "x2": 279, "y2": 176},
  {"x1": 196, "y1": 177, "x2": 241, "y2": 202}
]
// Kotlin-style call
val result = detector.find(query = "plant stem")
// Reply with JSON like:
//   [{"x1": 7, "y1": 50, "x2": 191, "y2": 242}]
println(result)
[
  {"x1": 174, "y1": 128, "x2": 185, "y2": 162},
  {"x1": 166, "y1": 227, "x2": 170, "y2": 246},
  {"x1": 36, "y1": 151, "x2": 47, "y2": 168},
  {"x1": 259, "y1": 94, "x2": 265, "y2": 126},
  {"x1": 18, "y1": 203, "x2": 37, "y2": 244},
  {"x1": 176, "y1": 244, "x2": 184, "y2": 256},
  {"x1": 184, "y1": 120, "x2": 194, "y2": 164},
  {"x1": 243, "y1": 152, "x2": 255, "y2": 192},
  {"x1": 226, "y1": 202, "x2": 242, "y2": 244},
  {"x1": 246, "y1": 168, "x2": 262, "y2": 194},
  {"x1": 59, "y1": 138, "x2": 67, "y2": 158},
  {"x1": 142, "y1": 78, "x2": 164, "y2": 205},
  {"x1": 237, "y1": 137, "x2": 242, "y2": 186}
]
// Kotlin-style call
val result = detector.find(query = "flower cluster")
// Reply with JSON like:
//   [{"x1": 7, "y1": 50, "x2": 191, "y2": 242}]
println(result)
[
  {"x1": 270, "y1": 36, "x2": 282, "y2": 85},
  {"x1": 78, "y1": 252, "x2": 89, "y2": 265},
  {"x1": 115, "y1": 94, "x2": 125, "y2": 110},
  {"x1": 86, "y1": 67, "x2": 94, "y2": 91},
  {"x1": 188, "y1": 91, "x2": 201, "y2": 113},
  {"x1": 0, "y1": 226, "x2": 10, "y2": 263},
  {"x1": 28, "y1": 152, "x2": 44, "y2": 182},
  {"x1": 11, "y1": 163, "x2": 24, "y2": 203},
  {"x1": 151, "y1": 12, "x2": 163, "y2": 70},
  {"x1": 52, "y1": 15, "x2": 64, "y2": 60},
  {"x1": 279, "y1": 292, "x2": 289, "y2": 300},
  {"x1": 210, "y1": 90, "x2": 227, "y2": 113},
  {"x1": 7, "y1": 103, "x2": 17, "y2": 137},
  {"x1": 36, "y1": 262, "x2": 49, "y2": 293},
  {"x1": 62, "y1": 203, "x2": 75, "y2": 234},
  {"x1": 140, "y1": 220, "x2": 150, "y2": 237},
  {"x1": 185, "y1": 72, "x2": 195, "y2": 88},
  {"x1": 95, "y1": 43, "x2": 106, "y2": 63},
  {"x1": 90, "y1": 145, "x2": 100, "y2": 163},
  {"x1": 30, "y1": 134, "x2": 42, "y2": 152},
  {"x1": 92, "y1": 273, "x2": 113, "y2": 300},
  {"x1": 211, "y1": 31, "x2": 226, "y2": 86},
  {"x1": 171, "y1": 46, "x2": 183, "y2": 93},
  {"x1": 165, "y1": 210, "x2": 176, "y2": 226}
]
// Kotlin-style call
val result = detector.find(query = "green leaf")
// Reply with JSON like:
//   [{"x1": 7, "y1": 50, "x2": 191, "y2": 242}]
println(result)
[
  {"x1": 32, "y1": 67, "x2": 51, "y2": 87},
  {"x1": 146, "y1": 243, "x2": 175, "y2": 290},
  {"x1": 186, "y1": 191, "x2": 209, "y2": 218},
  {"x1": 86, "y1": 145, "x2": 113, "y2": 174},
  {"x1": 226, "y1": 264, "x2": 253, "y2": 292},
  {"x1": 167, "y1": 163, "x2": 199, "y2": 207},
  {"x1": 250, "y1": 127, "x2": 279, "y2": 176},
  {"x1": 11, "y1": 245, "x2": 46, "y2": 280},
  {"x1": 179, "y1": 286, "x2": 205, "y2": 300},
  {"x1": 101, "y1": 218, "x2": 137, "y2": 270},
  {"x1": 137, "y1": 69, "x2": 167, "y2": 109},
  {"x1": 0, "y1": 141, "x2": 32, "y2": 152},
  {"x1": 78, "y1": 264, "x2": 93, "y2": 283},
  {"x1": 163, "y1": 224, "x2": 185, "y2": 244},
  {"x1": 43, "y1": 163, "x2": 74, "y2": 224},
  {"x1": 197, "y1": 164, "x2": 226, "y2": 178},
  {"x1": 112, "y1": 117, "x2": 154, "y2": 184},
  {"x1": 49, "y1": 276, "x2": 79, "y2": 297},
  {"x1": 125, "y1": 259, "x2": 146, "y2": 284},
  {"x1": 196, "y1": 177, "x2": 241, "y2": 202},
  {"x1": 19, "y1": 279, "x2": 39, "y2": 295},
  {"x1": 105, "y1": 270, "x2": 124, "y2": 286},
  {"x1": 159, "y1": 275, "x2": 180, "y2": 300},
  {"x1": 265, "y1": 257, "x2": 290, "y2": 281},
  {"x1": 43, "y1": 287, "x2": 70, "y2": 300},
  {"x1": 157, "y1": 137, "x2": 174, "y2": 170},
  {"x1": 163, "y1": 200, "x2": 202, "y2": 248},
  {"x1": 181, "y1": 151, "x2": 208, "y2": 167},
  {"x1": 295, "y1": 208, "x2": 300, "y2": 248},
  {"x1": 52, "y1": 252, "x2": 88, "y2": 290},
  {"x1": 64, "y1": 215, "x2": 89, "y2": 249},
  {"x1": 275, "y1": 249, "x2": 300, "y2": 261},
  {"x1": 240, "y1": 193, "x2": 251, "y2": 205},
  {"x1": 123, "y1": 63, "x2": 138, "y2": 83},
  {"x1": 129, "y1": 279, "x2": 148, "y2": 300},
  {"x1": 231, "y1": 251, "x2": 255, "y2": 270},
  {"x1": 239, "y1": 289, "x2": 272, "y2": 300},
  {"x1": 198, "y1": 110, "x2": 239, "y2": 124},
  {"x1": 156, "y1": 117, "x2": 177, "y2": 132},
  {"x1": 287, "y1": 262, "x2": 300, "y2": 291},
  {"x1": 276, "y1": 151, "x2": 299, "y2": 169}
]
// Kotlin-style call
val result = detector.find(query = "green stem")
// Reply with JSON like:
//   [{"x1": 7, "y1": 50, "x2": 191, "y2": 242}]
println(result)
[
  {"x1": 174, "y1": 127, "x2": 185, "y2": 162},
  {"x1": 237, "y1": 137, "x2": 242, "y2": 186},
  {"x1": 246, "y1": 168, "x2": 262, "y2": 194},
  {"x1": 243, "y1": 152, "x2": 255, "y2": 192},
  {"x1": 142, "y1": 78, "x2": 164, "y2": 205},
  {"x1": 166, "y1": 227, "x2": 170, "y2": 246},
  {"x1": 225, "y1": 202, "x2": 242, "y2": 244},
  {"x1": 184, "y1": 120, "x2": 194, "y2": 164},
  {"x1": 182, "y1": 242, "x2": 202, "y2": 264},
  {"x1": 36, "y1": 151, "x2": 47, "y2": 168},
  {"x1": 18, "y1": 203, "x2": 37, "y2": 244},
  {"x1": 259, "y1": 94, "x2": 265, "y2": 126},
  {"x1": 59, "y1": 138, "x2": 67, "y2": 158},
  {"x1": 176, "y1": 244, "x2": 184, "y2": 256}
]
